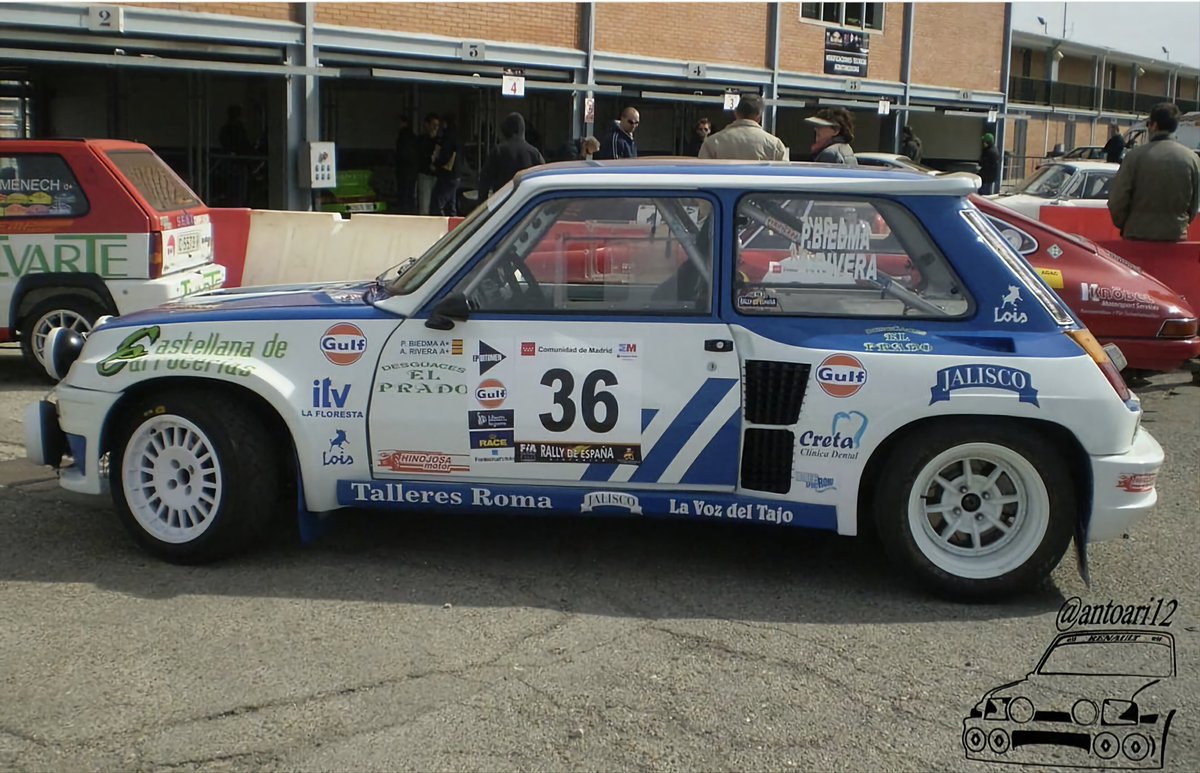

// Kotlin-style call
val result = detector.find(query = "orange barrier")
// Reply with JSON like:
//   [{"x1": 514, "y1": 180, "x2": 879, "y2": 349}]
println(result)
[
  {"x1": 207, "y1": 207, "x2": 252, "y2": 287},
  {"x1": 1096, "y1": 239, "x2": 1200, "y2": 309}
]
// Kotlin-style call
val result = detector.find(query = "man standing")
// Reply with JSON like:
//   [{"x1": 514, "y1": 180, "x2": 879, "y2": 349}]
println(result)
[
  {"x1": 683, "y1": 118, "x2": 711, "y2": 156},
  {"x1": 699, "y1": 95, "x2": 788, "y2": 161},
  {"x1": 416, "y1": 113, "x2": 441, "y2": 215},
  {"x1": 900, "y1": 125, "x2": 923, "y2": 163},
  {"x1": 979, "y1": 133, "x2": 1001, "y2": 195},
  {"x1": 430, "y1": 118, "x2": 462, "y2": 217},
  {"x1": 1103, "y1": 124, "x2": 1127, "y2": 164},
  {"x1": 596, "y1": 107, "x2": 639, "y2": 160},
  {"x1": 394, "y1": 115, "x2": 418, "y2": 215},
  {"x1": 1108, "y1": 102, "x2": 1200, "y2": 242},
  {"x1": 479, "y1": 112, "x2": 545, "y2": 198}
]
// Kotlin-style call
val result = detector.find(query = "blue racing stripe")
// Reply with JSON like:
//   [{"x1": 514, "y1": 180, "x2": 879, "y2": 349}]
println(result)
[
  {"x1": 680, "y1": 407, "x2": 740, "y2": 486},
  {"x1": 629, "y1": 378, "x2": 737, "y2": 484},
  {"x1": 579, "y1": 408, "x2": 659, "y2": 482}
]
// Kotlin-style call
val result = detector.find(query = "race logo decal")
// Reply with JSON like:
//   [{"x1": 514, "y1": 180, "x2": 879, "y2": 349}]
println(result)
[
  {"x1": 474, "y1": 341, "x2": 506, "y2": 375},
  {"x1": 469, "y1": 430, "x2": 514, "y2": 449},
  {"x1": 930, "y1": 365, "x2": 1039, "y2": 407},
  {"x1": 475, "y1": 379, "x2": 507, "y2": 409},
  {"x1": 815, "y1": 353, "x2": 867, "y2": 398},
  {"x1": 1117, "y1": 473, "x2": 1157, "y2": 493},
  {"x1": 963, "y1": 596, "x2": 1179, "y2": 768},
  {"x1": 322, "y1": 429, "x2": 353, "y2": 466},
  {"x1": 321, "y1": 323, "x2": 367, "y2": 366},
  {"x1": 581, "y1": 491, "x2": 642, "y2": 514},
  {"x1": 516, "y1": 442, "x2": 641, "y2": 465},
  {"x1": 1037, "y1": 267, "x2": 1064, "y2": 289},
  {"x1": 377, "y1": 450, "x2": 469, "y2": 475},
  {"x1": 993, "y1": 285, "x2": 1029, "y2": 324},
  {"x1": 468, "y1": 409, "x2": 514, "y2": 430}
]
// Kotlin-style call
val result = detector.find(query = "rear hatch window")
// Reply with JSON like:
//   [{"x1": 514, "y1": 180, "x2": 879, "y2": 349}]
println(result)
[{"x1": 104, "y1": 149, "x2": 212, "y2": 273}]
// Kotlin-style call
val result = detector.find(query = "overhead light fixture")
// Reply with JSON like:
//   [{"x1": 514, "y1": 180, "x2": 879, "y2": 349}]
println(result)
[
  {"x1": 1053, "y1": 49, "x2": 1065, "y2": 61},
  {"x1": 1136, "y1": 66, "x2": 1146, "y2": 77}
]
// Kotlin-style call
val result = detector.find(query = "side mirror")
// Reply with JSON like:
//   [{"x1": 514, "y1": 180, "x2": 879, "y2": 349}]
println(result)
[{"x1": 424, "y1": 292, "x2": 471, "y2": 330}]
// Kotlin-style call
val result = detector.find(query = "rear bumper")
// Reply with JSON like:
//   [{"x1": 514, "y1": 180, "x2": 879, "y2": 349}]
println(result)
[
  {"x1": 1086, "y1": 427, "x2": 1165, "y2": 542},
  {"x1": 1099, "y1": 335, "x2": 1200, "y2": 373},
  {"x1": 107, "y1": 263, "x2": 226, "y2": 316},
  {"x1": 23, "y1": 386, "x2": 119, "y2": 496}
]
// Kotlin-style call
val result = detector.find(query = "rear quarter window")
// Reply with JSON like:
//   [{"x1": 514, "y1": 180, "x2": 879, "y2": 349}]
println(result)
[
  {"x1": 104, "y1": 150, "x2": 201, "y2": 213},
  {"x1": 0, "y1": 153, "x2": 89, "y2": 218}
]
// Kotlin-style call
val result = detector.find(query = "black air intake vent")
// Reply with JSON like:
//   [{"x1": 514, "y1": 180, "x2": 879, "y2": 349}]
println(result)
[
  {"x1": 740, "y1": 428, "x2": 795, "y2": 494},
  {"x1": 743, "y1": 360, "x2": 809, "y2": 425}
]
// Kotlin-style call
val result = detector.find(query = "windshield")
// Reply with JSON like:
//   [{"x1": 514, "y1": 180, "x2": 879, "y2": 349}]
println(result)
[
  {"x1": 1017, "y1": 165, "x2": 1075, "y2": 198},
  {"x1": 1038, "y1": 639, "x2": 1174, "y2": 678},
  {"x1": 105, "y1": 150, "x2": 203, "y2": 212},
  {"x1": 386, "y1": 182, "x2": 512, "y2": 294}
]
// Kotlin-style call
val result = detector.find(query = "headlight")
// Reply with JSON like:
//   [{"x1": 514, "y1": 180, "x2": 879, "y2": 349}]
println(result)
[
  {"x1": 1102, "y1": 699, "x2": 1138, "y2": 725},
  {"x1": 1072, "y1": 699, "x2": 1098, "y2": 725},
  {"x1": 1007, "y1": 697, "x2": 1035, "y2": 723},
  {"x1": 46, "y1": 327, "x2": 85, "y2": 381}
]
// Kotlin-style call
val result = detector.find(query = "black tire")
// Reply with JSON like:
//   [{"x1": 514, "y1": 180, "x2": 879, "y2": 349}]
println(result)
[
  {"x1": 19, "y1": 295, "x2": 106, "y2": 378},
  {"x1": 873, "y1": 421, "x2": 1075, "y2": 601},
  {"x1": 109, "y1": 390, "x2": 283, "y2": 563}
]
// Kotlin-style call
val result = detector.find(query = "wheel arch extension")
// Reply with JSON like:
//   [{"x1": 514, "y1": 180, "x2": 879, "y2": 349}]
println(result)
[
  {"x1": 10, "y1": 274, "x2": 118, "y2": 332},
  {"x1": 855, "y1": 414, "x2": 1093, "y2": 538},
  {"x1": 99, "y1": 377, "x2": 300, "y2": 489}
]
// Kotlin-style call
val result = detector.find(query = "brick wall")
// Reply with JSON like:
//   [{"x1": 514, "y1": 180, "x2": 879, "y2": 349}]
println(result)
[
  {"x1": 777, "y1": 3, "x2": 902, "y2": 81},
  {"x1": 910, "y1": 3, "x2": 1005, "y2": 92},
  {"x1": 122, "y1": 2, "x2": 296, "y2": 22},
  {"x1": 1138, "y1": 71, "x2": 1168, "y2": 98},
  {"x1": 1057, "y1": 57, "x2": 1095, "y2": 86},
  {"x1": 596, "y1": 3, "x2": 767, "y2": 68},
  {"x1": 315, "y1": 2, "x2": 581, "y2": 49}
]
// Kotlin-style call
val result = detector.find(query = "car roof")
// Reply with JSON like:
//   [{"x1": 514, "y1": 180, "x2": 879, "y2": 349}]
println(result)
[
  {"x1": 1058, "y1": 160, "x2": 1120, "y2": 170},
  {"x1": 517, "y1": 158, "x2": 978, "y2": 196}
]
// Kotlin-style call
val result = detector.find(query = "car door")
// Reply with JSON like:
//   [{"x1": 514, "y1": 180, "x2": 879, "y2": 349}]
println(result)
[{"x1": 367, "y1": 191, "x2": 743, "y2": 492}]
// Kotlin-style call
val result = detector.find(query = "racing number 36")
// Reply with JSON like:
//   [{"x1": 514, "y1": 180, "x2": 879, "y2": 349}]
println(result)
[{"x1": 539, "y1": 368, "x2": 619, "y2": 433}]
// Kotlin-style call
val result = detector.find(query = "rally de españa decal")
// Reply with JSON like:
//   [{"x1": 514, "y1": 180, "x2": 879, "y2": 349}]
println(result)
[{"x1": 336, "y1": 480, "x2": 836, "y2": 530}]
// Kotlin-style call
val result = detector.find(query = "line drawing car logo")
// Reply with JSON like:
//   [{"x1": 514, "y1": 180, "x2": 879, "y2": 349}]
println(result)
[{"x1": 962, "y1": 629, "x2": 1177, "y2": 769}]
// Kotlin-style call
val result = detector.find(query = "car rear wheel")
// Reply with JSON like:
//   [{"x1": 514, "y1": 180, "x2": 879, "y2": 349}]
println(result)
[
  {"x1": 20, "y1": 296, "x2": 106, "y2": 378},
  {"x1": 874, "y1": 422, "x2": 1075, "y2": 600},
  {"x1": 109, "y1": 390, "x2": 282, "y2": 563}
]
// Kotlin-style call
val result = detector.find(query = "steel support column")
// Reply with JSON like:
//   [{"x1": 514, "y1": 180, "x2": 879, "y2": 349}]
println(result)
[
  {"x1": 997, "y1": 0, "x2": 1013, "y2": 176},
  {"x1": 896, "y1": 2, "x2": 915, "y2": 152},
  {"x1": 766, "y1": 2, "x2": 781, "y2": 133}
]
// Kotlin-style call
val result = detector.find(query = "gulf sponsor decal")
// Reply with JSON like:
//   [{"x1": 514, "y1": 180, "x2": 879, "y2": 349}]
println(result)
[
  {"x1": 475, "y1": 379, "x2": 507, "y2": 409},
  {"x1": 377, "y1": 450, "x2": 469, "y2": 475},
  {"x1": 321, "y1": 323, "x2": 367, "y2": 366},
  {"x1": 815, "y1": 353, "x2": 867, "y2": 398}
]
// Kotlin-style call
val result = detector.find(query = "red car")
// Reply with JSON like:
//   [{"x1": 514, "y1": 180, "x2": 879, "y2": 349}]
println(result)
[{"x1": 973, "y1": 195, "x2": 1200, "y2": 374}]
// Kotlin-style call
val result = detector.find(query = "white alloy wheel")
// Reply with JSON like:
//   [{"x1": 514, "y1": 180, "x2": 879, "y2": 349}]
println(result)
[
  {"x1": 906, "y1": 442, "x2": 1050, "y2": 580},
  {"x1": 31, "y1": 307, "x2": 94, "y2": 367},
  {"x1": 121, "y1": 415, "x2": 224, "y2": 544}
]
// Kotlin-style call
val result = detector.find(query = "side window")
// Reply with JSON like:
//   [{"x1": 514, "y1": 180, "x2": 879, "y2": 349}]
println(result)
[
  {"x1": 455, "y1": 196, "x2": 715, "y2": 315},
  {"x1": 0, "y1": 154, "x2": 89, "y2": 218},
  {"x1": 734, "y1": 193, "x2": 971, "y2": 318}
]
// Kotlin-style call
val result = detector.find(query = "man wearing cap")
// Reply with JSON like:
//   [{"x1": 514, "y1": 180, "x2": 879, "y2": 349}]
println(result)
[
  {"x1": 699, "y1": 95, "x2": 789, "y2": 161},
  {"x1": 979, "y1": 132, "x2": 1001, "y2": 195},
  {"x1": 804, "y1": 108, "x2": 857, "y2": 165}
]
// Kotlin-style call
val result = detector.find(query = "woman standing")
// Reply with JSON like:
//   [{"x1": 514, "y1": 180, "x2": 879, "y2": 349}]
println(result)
[{"x1": 804, "y1": 108, "x2": 858, "y2": 166}]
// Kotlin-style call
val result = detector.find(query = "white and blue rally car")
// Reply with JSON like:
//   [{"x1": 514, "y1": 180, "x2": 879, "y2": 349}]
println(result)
[{"x1": 25, "y1": 160, "x2": 1164, "y2": 600}]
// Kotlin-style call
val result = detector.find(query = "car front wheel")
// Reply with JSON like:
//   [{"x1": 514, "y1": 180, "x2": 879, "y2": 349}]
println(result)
[
  {"x1": 109, "y1": 391, "x2": 283, "y2": 563},
  {"x1": 874, "y1": 422, "x2": 1075, "y2": 600}
]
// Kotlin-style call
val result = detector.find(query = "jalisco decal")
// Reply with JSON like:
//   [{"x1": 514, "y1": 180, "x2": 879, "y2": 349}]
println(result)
[
  {"x1": 321, "y1": 323, "x2": 367, "y2": 366},
  {"x1": 930, "y1": 365, "x2": 1040, "y2": 407},
  {"x1": 815, "y1": 353, "x2": 867, "y2": 398},
  {"x1": 322, "y1": 429, "x2": 354, "y2": 466},
  {"x1": 306, "y1": 378, "x2": 363, "y2": 418},
  {"x1": 97, "y1": 327, "x2": 287, "y2": 377},
  {"x1": 993, "y1": 284, "x2": 1029, "y2": 324},
  {"x1": 798, "y1": 410, "x2": 868, "y2": 461},
  {"x1": 376, "y1": 450, "x2": 470, "y2": 475},
  {"x1": 474, "y1": 340, "x2": 506, "y2": 374},
  {"x1": 0, "y1": 233, "x2": 138, "y2": 277},
  {"x1": 963, "y1": 595, "x2": 1180, "y2": 769},
  {"x1": 862, "y1": 325, "x2": 932, "y2": 353},
  {"x1": 335, "y1": 480, "x2": 831, "y2": 530},
  {"x1": 1116, "y1": 473, "x2": 1157, "y2": 493}
]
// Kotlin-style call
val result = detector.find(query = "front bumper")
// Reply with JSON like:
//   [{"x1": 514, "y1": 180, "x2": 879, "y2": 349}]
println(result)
[
  {"x1": 24, "y1": 386, "x2": 121, "y2": 496},
  {"x1": 1087, "y1": 427, "x2": 1164, "y2": 543},
  {"x1": 107, "y1": 263, "x2": 226, "y2": 316}
]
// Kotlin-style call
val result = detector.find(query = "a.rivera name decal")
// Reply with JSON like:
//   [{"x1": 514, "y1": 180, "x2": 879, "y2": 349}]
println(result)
[
  {"x1": 930, "y1": 365, "x2": 1039, "y2": 407},
  {"x1": 336, "y1": 480, "x2": 835, "y2": 530}
]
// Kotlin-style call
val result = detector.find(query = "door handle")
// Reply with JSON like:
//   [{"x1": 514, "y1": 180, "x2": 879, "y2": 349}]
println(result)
[{"x1": 704, "y1": 339, "x2": 733, "y2": 353}]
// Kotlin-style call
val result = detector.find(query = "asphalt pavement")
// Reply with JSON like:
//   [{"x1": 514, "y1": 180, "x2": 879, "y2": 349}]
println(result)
[{"x1": 0, "y1": 346, "x2": 1196, "y2": 772}]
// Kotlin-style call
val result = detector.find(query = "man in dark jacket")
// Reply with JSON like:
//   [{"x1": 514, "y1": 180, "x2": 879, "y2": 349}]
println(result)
[
  {"x1": 479, "y1": 112, "x2": 545, "y2": 198},
  {"x1": 683, "y1": 118, "x2": 711, "y2": 156},
  {"x1": 394, "y1": 115, "x2": 419, "y2": 214},
  {"x1": 1103, "y1": 125, "x2": 1127, "y2": 164},
  {"x1": 430, "y1": 119, "x2": 462, "y2": 217},
  {"x1": 900, "y1": 125, "x2": 923, "y2": 163},
  {"x1": 979, "y1": 133, "x2": 1001, "y2": 194},
  {"x1": 1108, "y1": 102, "x2": 1200, "y2": 242},
  {"x1": 595, "y1": 107, "x2": 639, "y2": 160}
]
